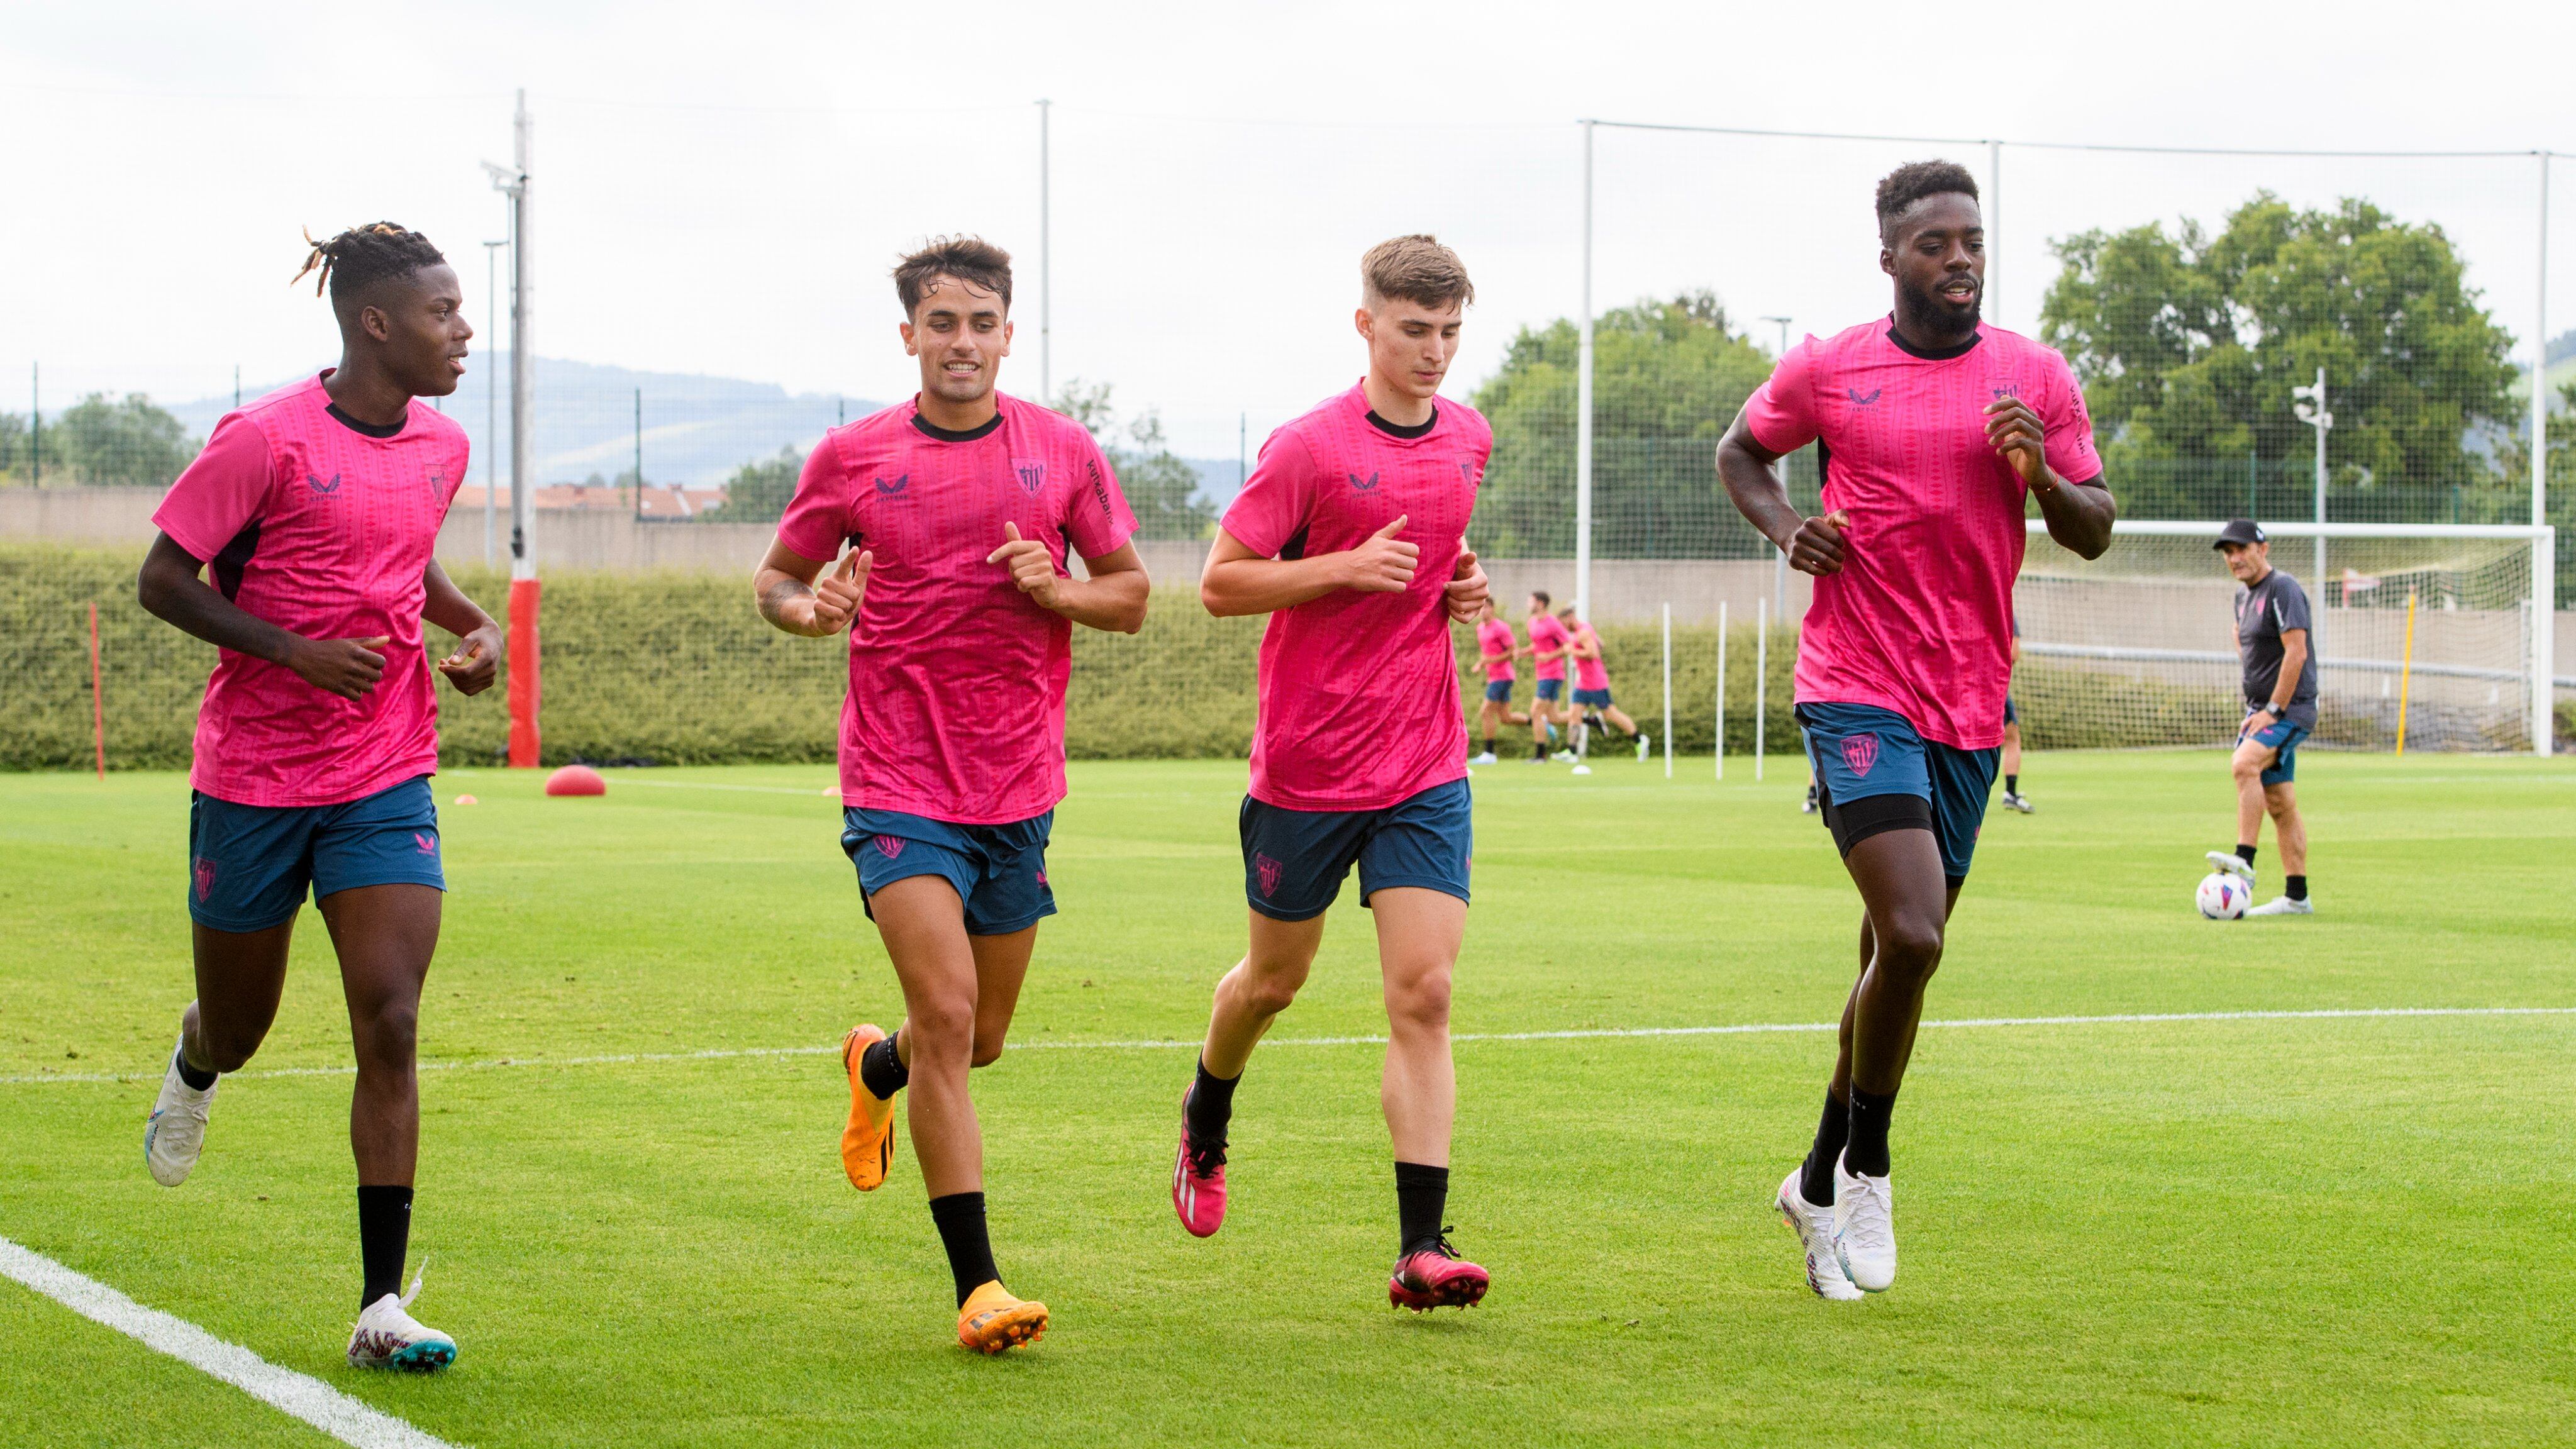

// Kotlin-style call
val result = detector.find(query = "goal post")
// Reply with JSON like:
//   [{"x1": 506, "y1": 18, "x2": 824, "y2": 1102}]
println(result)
[{"x1": 2016, "y1": 520, "x2": 2557, "y2": 757}]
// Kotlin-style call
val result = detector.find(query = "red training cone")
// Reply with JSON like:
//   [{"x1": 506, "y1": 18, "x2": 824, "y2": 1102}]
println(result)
[{"x1": 544, "y1": 764, "x2": 607, "y2": 797}]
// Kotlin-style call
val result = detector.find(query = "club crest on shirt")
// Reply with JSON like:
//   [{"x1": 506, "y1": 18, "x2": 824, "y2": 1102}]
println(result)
[
  {"x1": 1845, "y1": 388, "x2": 1882, "y2": 408},
  {"x1": 874, "y1": 474, "x2": 910, "y2": 498},
  {"x1": 307, "y1": 472, "x2": 343, "y2": 495},
  {"x1": 192, "y1": 857, "x2": 216, "y2": 902},
  {"x1": 425, "y1": 467, "x2": 447, "y2": 494},
  {"x1": 1458, "y1": 462, "x2": 1482, "y2": 487},
  {"x1": 1347, "y1": 470, "x2": 1379, "y2": 493},
  {"x1": 1841, "y1": 733, "x2": 1880, "y2": 777},
  {"x1": 874, "y1": 835, "x2": 905, "y2": 860},
  {"x1": 1255, "y1": 852, "x2": 1283, "y2": 899},
  {"x1": 1011, "y1": 460, "x2": 1047, "y2": 495}
]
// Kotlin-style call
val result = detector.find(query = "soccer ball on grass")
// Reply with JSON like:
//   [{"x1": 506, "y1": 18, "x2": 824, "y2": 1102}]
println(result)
[{"x1": 2195, "y1": 872, "x2": 2248, "y2": 920}]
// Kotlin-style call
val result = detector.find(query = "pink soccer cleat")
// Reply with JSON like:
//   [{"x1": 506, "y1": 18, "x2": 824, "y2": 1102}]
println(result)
[
  {"x1": 1389, "y1": 1235, "x2": 1489, "y2": 1311},
  {"x1": 1171, "y1": 1087, "x2": 1228, "y2": 1238}
]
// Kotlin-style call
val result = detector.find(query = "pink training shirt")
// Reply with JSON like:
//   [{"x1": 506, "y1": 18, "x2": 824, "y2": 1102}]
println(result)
[
  {"x1": 1570, "y1": 621, "x2": 1611, "y2": 692},
  {"x1": 152, "y1": 373, "x2": 468, "y2": 808},
  {"x1": 1477, "y1": 616, "x2": 1517, "y2": 682},
  {"x1": 776, "y1": 393, "x2": 1136, "y2": 824},
  {"x1": 1743, "y1": 319, "x2": 2101, "y2": 750},
  {"x1": 1221, "y1": 381, "x2": 1491, "y2": 812},
  {"x1": 1528, "y1": 612, "x2": 1570, "y2": 680}
]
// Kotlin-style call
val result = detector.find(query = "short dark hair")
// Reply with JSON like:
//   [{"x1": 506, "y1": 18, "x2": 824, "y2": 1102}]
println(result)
[
  {"x1": 1362, "y1": 234, "x2": 1475, "y2": 310},
  {"x1": 1874, "y1": 161, "x2": 1980, "y2": 244},
  {"x1": 1529, "y1": 590, "x2": 1551, "y2": 608},
  {"x1": 292, "y1": 222, "x2": 445, "y2": 302},
  {"x1": 894, "y1": 235, "x2": 1012, "y2": 316}
]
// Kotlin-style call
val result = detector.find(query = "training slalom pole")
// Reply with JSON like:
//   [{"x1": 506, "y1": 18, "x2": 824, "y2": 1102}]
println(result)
[
  {"x1": 1660, "y1": 602, "x2": 1673, "y2": 778},
  {"x1": 88, "y1": 598, "x2": 104, "y2": 779},
  {"x1": 2395, "y1": 589, "x2": 2417, "y2": 757},
  {"x1": 1754, "y1": 597, "x2": 1767, "y2": 782},
  {"x1": 1714, "y1": 601, "x2": 1726, "y2": 780}
]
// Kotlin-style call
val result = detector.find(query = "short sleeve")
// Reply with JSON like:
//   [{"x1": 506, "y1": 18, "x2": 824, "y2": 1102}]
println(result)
[
  {"x1": 152, "y1": 414, "x2": 275, "y2": 563},
  {"x1": 2041, "y1": 353, "x2": 2104, "y2": 486},
  {"x1": 774, "y1": 435, "x2": 853, "y2": 562},
  {"x1": 2272, "y1": 579, "x2": 2312, "y2": 632},
  {"x1": 1218, "y1": 429, "x2": 1318, "y2": 559},
  {"x1": 1062, "y1": 431, "x2": 1138, "y2": 560},
  {"x1": 1741, "y1": 340, "x2": 1821, "y2": 455}
]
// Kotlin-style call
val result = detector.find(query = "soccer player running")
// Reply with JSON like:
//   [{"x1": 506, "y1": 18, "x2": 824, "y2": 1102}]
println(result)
[
  {"x1": 2204, "y1": 519, "x2": 2317, "y2": 916},
  {"x1": 1169, "y1": 235, "x2": 1497, "y2": 1313},
  {"x1": 1999, "y1": 619, "x2": 2033, "y2": 813},
  {"x1": 1561, "y1": 609, "x2": 1648, "y2": 775},
  {"x1": 1471, "y1": 599, "x2": 1528, "y2": 764},
  {"x1": 1716, "y1": 162, "x2": 2115, "y2": 1299},
  {"x1": 753, "y1": 237, "x2": 1148, "y2": 1353},
  {"x1": 136, "y1": 223, "x2": 496, "y2": 1369},
  {"x1": 1525, "y1": 592, "x2": 1574, "y2": 761}
]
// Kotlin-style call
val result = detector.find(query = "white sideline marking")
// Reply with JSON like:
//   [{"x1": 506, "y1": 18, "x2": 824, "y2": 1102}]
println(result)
[
  {"x1": 6, "y1": 1006, "x2": 2569, "y2": 1087},
  {"x1": 0, "y1": 1235, "x2": 459, "y2": 1449}
]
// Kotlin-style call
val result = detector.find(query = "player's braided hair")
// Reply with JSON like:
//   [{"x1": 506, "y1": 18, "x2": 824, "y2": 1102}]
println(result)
[
  {"x1": 1874, "y1": 161, "x2": 1980, "y2": 243},
  {"x1": 291, "y1": 222, "x2": 447, "y2": 300}
]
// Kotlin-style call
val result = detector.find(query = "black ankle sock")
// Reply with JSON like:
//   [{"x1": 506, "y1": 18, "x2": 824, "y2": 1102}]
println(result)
[
  {"x1": 928, "y1": 1192, "x2": 999, "y2": 1308},
  {"x1": 1799, "y1": 1092, "x2": 1848, "y2": 1207},
  {"x1": 1394, "y1": 1161, "x2": 1450, "y2": 1257},
  {"x1": 2004, "y1": 774, "x2": 2019, "y2": 795},
  {"x1": 174, "y1": 1044, "x2": 217, "y2": 1092},
  {"x1": 858, "y1": 1030, "x2": 908, "y2": 1100},
  {"x1": 2285, "y1": 874, "x2": 2308, "y2": 901},
  {"x1": 1844, "y1": 1087, "x2": 1899, "y2": 1179},
  {"x1": 357, "y1": 1184, "x2": 414, "y2": 1309},
  {"x1": 1185, "y1": 1058, "x2": 1238, "y2": 1144},
  {"x1": 1480, "y1": 736, "x2": 1494, "y2": 755},
  {"x1": 2236, "y1": 843, "x2": 2258, "y2": 866}
]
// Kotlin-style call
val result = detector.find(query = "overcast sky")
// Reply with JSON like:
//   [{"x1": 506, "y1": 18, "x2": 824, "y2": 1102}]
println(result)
[{"x1": 6, "y1": 1, "x2": 2572, "y2": 457}]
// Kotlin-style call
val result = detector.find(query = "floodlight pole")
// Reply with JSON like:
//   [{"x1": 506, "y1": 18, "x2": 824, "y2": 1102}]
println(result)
[
  {"x1": 2536, "y1": 152, "x2": 2553, "y2": 756},
  {"x1": 485, "y1": 91, "x2": 540, "y2": 767},
  {"x1": 1761, "y1": 315, "x2": 1792, "y2": 627},
  {"x1": 1038, "y1": 98, "x2": 1052, "y2": 406},
  {"x1": 2292, "y1": 367, "x2": 2331, "y2": 597},
  {"x1": 1575, "y1": 118, "x2": 1595, "y2": 620},
  {"x1": 1986, "y1": 139, "x2": 2001, "y2": 327}
]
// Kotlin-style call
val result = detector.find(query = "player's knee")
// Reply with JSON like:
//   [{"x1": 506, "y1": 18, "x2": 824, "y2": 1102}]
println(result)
[
  {"x1": 1385, "y1": 967, "x2": 1454, "y2": 1035},
  {"x1": 969, "y1": 1030, "x2": 1007, "y2": 1069},
  {"x1": 1239, "y1": 969, "x2": 1306, "y2": 1019},
  {"x1": 198, "y1": 1029, "x2": 262, "y2": 1075},
  {"x1": 1875, "y1": 919, "x2": 1945, "y2": 982},
  {"x1": 353, "y1": 999, "x2": 419, "y2": 1071},
  {"x1": 2230, "y1": 752, "x2": 2265, "y2": 784},
  {"x1": 906, "y1": 998, "x2": 977, "y2": 1060}
]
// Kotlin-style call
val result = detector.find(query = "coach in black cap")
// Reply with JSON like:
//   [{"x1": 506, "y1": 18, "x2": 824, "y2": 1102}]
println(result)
[{"x1": 2202, "y1": 519, "x2": 2317, "y2": 916}]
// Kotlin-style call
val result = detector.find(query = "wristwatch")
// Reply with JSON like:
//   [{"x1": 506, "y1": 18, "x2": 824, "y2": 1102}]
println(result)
[{"x1": 2263, "y1": 702, "x2": 2285, "y2": 719}]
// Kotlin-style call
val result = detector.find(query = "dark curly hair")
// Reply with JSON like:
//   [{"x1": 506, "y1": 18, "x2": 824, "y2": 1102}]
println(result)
[
  {"x1": 893, "y1": 235, "x2": 1013, "y2": 316},
  {"x1": 1874, "y1": 161, "x2": 1980, "y2": 243},
  {"x1": 291, "y1": 222, "x2": 447, "y2": 302}
]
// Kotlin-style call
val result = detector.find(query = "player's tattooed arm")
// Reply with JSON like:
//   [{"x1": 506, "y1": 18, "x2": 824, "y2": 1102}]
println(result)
[
  {"x1": 421, "y1": 560, "x2": 503, "y2": 696},
  {"x1": 755, "y1": 538, "x2": 870, "y2": 637},
  {"x1": 136, "y1": 531, "x2": 393, "y2": 701},
  {"x1": 1985, "y1": 396, "x2": 2115, "y2": 560},
  {"x1": 1716, "y1": 409, "x2": 1846, "y2": 577}
]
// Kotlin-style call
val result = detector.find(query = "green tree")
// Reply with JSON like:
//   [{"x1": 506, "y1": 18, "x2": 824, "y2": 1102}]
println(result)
[
  {"x1": 53, "y1": 393, "x2": 199, "y2": 487},
  {"x1": 1467, "y1": 291, "x2": 1780, "y2": 558},
  {"x1": 2041, "y1": 194, "x2": 2519, "y2": 518},
  {"x1": 0, "y1": 412, "x2": 26, "y2": 482},
  {"x1": 706, "y1": 445, "x2": 802, "y2": 523},
  {"x1": 1051, "y1": 380, "x2": 1213, "y2": 541}
]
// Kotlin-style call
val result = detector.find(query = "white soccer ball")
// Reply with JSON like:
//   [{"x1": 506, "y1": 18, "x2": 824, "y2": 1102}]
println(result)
[{"x1": 2195, "y1": 872, "x2": 2248, "y2": 920}]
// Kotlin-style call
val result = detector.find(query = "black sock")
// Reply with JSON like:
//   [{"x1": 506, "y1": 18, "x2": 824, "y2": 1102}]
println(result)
[
  {"x1": 357, "y1": 1184, "x2": 413, "y2": 1309},
  {"x1": 858, "y1": 1030, "x2": 908, "y2": 1100},
  {"x1": 2285, "y1": 874, "x2": 2307, "y2": 901},
  {"x1": 1844, "y1": 1087, "x2": 1899, "y2": 1179},
  {"x1": 1185, "y1": 1058, "x2": 1238, "y2": 1145},
  {"x1": 927, "y1": 1192, "x2": 999, "y2": 1307},
  {"x1": 1799, "y1": 1092, "x2": 1848, "y2": 1207},
  {"x1": 2005, "y1": 773, "x2": 2019, "y2": 795},
  {"x1": 2236, "y1": 843, "x2": 2258, "y2": 866},
  {"x1": 174, "y1": 1043, "x2": 217, "y2": 1092},
  {"x1": 1480, "y1": 735, "x2": 1494, "y2": 755},
  {"x1": 1394, "y1": 1161, "x2": 1450, "y2": 1257}
]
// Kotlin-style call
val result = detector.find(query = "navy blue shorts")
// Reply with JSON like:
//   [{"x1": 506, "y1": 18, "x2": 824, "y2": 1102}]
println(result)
[
  {"x1": 843, "y1": 808, "x2": 1055, "y2": 936},
  {"x1": 1533, "y1": 678, "x2": 1563, "y2": 702},
  {"x1": 187, "y1": 776, "x2": 445, "y2": 933},
  {"x1": 2003, "y1": 697, "x2": 2018, "y2": 726},
  {"x1": 1482, "y1": 679, "x2": 1514, "y2": 703},
  {"x1": 1797, "y1": 703, "x2": 1999, "y2": 885},
  {"x1": 1240, "y1": 779, "x2": 1472, "y2": 922},
  {"x1": 1573, "y1": 686, "x2": 1612, "y2": 709},
  {"x1": 2241, "y1": 717, "x2": 2308, "y2": 786}
]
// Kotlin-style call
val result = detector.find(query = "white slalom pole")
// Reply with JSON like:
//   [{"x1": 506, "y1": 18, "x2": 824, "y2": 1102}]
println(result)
[
  {"x1": 1714, "y1": 601, "x2": 1727, "y2": 780},
  {"x1": 1755, "y1": 597, "x2": 1768, "y2": 782},
  {"x1": 1661, "y1": 601, "x2": 1674, "y2": 779}
]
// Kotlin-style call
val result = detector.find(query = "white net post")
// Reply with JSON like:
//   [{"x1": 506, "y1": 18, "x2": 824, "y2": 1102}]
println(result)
[
  {"x1": 1661, "y1": 601, "x2": 1673, "y2": 779},
  {"x1": 1754, "y1": 596, "x2": 1767, "y2": 781},
  {"x1": 1714, "y1": 600, "x2": 1727, "y2": 780}
]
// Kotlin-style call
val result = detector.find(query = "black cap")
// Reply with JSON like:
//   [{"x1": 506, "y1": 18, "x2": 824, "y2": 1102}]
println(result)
[{"x1": 2213, "y1": 519, "x2": 2267, "y2": 549}]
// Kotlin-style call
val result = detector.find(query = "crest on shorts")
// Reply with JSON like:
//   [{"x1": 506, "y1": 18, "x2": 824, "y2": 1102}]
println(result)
[
  {"x1": 874, "y1": 835, "x2": 905, "y2": 860},
  {"x1": 1035, "y1": 868, "x2": 1048, "y2": 887},
  {"x1": 1012, "y1": 460, "x2": 1046, "y2": 494},
  {"x1": 192, "y1": 857, "x2": 216, "y2": 902},
  {"x1": 1841, "y1": 733, "x2": 1880, "y2": 777},
  {"x1": 1255, "y1": 852, "x2": 1283, "y2": 898}
]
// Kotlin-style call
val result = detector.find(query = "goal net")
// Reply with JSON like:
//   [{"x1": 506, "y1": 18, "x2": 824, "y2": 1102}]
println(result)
[{"x1": 2012, "y1": 521, "x2": 2555, "y2": 753}]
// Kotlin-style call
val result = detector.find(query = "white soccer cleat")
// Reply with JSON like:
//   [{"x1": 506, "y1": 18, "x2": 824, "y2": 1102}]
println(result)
[
  {"x1": 2002, "y1": 791, "x2": 2034, "y2": 814},
  {"x1": 347, "y1": 1269, "x2": 456, "y2": 1372},
  {"x1": 1636, "y1": 733, "x2": 1652, "y2": 762},
  {"x1": 2205, "y1": 850, "x2": 2254, "y2": 882},
  {"x1": 1831, "y1": 1156, "x2": 1897, "y2": 1293},
  {"x1": 1470, "y1": 752, "x2": 1498, "y2": 765},
  {"x1": 1552, "y1": 750, "x2": 1577, "y2": 763},
  {"x1": 1570, "y1": 764, "x2": 1592, "y2": 776},
  {"x1": 2245, "y1": 896, "x2": 2313, "y2": 916},
  {"x1": 143, "y1": 1040, "x2": 216, "y2": 1187},
  {"x1": 1776, "y1": 1170, "x2": 1863, "y2": 1302}
]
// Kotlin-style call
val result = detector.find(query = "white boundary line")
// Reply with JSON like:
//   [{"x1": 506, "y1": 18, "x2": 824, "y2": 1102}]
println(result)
[
  {"x1": 8, "y1": 1006, "x2": 2569, "y2": 1088},
  {"x1": 0, "y1": 1235, "x2": 459, "y2": 1449}
]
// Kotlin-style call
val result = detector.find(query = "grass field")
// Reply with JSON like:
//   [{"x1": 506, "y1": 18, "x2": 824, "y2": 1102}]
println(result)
[{"x1": 5, "y1": 750, "x2": 2575, "y2": 1447}]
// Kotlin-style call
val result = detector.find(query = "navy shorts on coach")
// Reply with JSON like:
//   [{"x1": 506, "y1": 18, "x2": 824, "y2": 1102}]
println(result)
[
  {"x1": 187, "y1": 775, "x2": 445, "y2": 933},
  {"x1": 1240, "y1": 778, "x2": 1472, "y2": 922},
  {"x1": 843, "y1": 808, "x2": 1055, "y2": 936},
  {"x1": 1797, "y1": 703, "x2": 1999, "y2": 884},
  {"x1": 2240, "y1": 717, "x2": 2307, "y2": 786}
]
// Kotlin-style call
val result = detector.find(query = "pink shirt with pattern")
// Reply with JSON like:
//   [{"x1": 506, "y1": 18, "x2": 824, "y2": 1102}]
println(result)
[
  {"x1": 1527, "y1": 613, "x2": 1570, "y2": 681},
  {"x1": 1570, "y1": 621, "x2": 1611, "y2": 692},
  {"x1": 776, "y1": 394, "x2": 1136, "y2": 824},
  {"x1": 1743, "y1": 319, "x2": 2102, "y2": 750},
  {"x1": 151, "y1": 373, "x2": 467, "y2": 808},
  {"x1": 1477, "y1": 617, "x2": 1517, "y2": 682},
  {"x1": 1221, "y1": 382, "x2": 1491, "y2": 812}
]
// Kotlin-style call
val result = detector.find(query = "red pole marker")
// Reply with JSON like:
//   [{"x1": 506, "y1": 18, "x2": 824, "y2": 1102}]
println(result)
[
  {"x1": 88, "y1": 601, "x2": 105, "y2": 780},
  {"x1": 507, "y1": 577, "x2": 543, "y2": 768}
]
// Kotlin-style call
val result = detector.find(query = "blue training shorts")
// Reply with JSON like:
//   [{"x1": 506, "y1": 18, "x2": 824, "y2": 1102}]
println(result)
[
  {"x1": 2240, "y1": 716, "x2": 2308, "y2": 787},
  {"x1": 1797, "y1": 702, "x2": 1999, "y2": 884},
  {"x1": 2003, "y1": 696, "x2": 2017, "y2": 726},
  {"x1": 843, "y1": 808, "x2": 1056, "y2": 936},
  {"x1": 187, "y1": 775, "x2": 445, "y2": 933},
  {"x1": 1573, "y1": 686, "x2": 1613, "y2": 708},
  {"x1": 1483, "y1": 679, "x2": 1514, "y2": 703},
  {"x1": 1533, "y1": 678, "x2": 1563, "y2": 702},
  {"x1": 1240, "y1": 778, "x2": 1472, "y2": 922}
]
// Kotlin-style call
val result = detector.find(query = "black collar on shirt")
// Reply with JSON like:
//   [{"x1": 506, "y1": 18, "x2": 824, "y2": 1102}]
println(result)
[
  {"x1": 1884, "y1": 323, "x2": 1982, "y2": 362},
  {"x1": 325, "y1": 402, "x2": 406, "y2": 440},
  {"x1": 1365, "y1": 406, "x2": 1438, "y2": 440},
  {"x1": 910, "y1": 409, "x2": 1004, "y2": 443}
]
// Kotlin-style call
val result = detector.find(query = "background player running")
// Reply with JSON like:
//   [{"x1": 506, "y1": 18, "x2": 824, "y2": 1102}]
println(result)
[
  {"x1": 755, "y1": 236, "x2": 1148, "y2": 1354},
  {"x1": 1170, "y1": 235, "x2": 1496, "y2": 1314},
  {"x1": 1999, "y1": 619, "x2": 2032, "y2": 813},
  {"x1": 1470, "y1": 599, "x2": 1528, "y2": 764},
  {"x1": 1525, "y1": 592, "x2": 1574, "y2": 762},
  {"x1": 1716, "y1": 162, "x2": 2114, "y2": 1300},
  {"x1": 137, "y1": 223, "x2": 496, "y2": 1370},
  {"x1": 2204, "y1": 519, "x2": 2317, "y2": 916},
  {"x1": 1561, "y1": 609, "x2": 1647, "y2": 775}
]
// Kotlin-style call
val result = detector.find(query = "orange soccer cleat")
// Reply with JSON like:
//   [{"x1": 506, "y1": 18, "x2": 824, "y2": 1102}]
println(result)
[
  {"x1": 839, "y1": 1024, "x2": 899, "y2": 1191},
  {"x1": 957, "y1": 1280, "x2": 1049, "y2": 1354}
]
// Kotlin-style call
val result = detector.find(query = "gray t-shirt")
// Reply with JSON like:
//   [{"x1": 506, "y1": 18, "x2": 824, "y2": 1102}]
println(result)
[{"x1": 2235, "y1": 568, "x2": 2318, "y2": 728}]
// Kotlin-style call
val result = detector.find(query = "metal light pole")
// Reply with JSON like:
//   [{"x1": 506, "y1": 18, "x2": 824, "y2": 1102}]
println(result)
[
  {"x1": 480, "y1": 238, "x2": 504, "y2": 569},
  {"x1": 1575, "y1": 118, "x2": 1596, "y2": 619},
  {"x1": 484, "y1": 91, "x2": 538, "y2": 766},
  {"x1": 2291, "y1": 367, "x2": 2333, "y2": 598},
  {"x1": 1760, "y1": 316, "x2": 1793, "y2": 625},
  {"x1": 2536, "y1": 150, "x2": 2550, "y2": 533},
  {"x1": 1986, "y1": 139, "x2": 2002, "y2": 329},
  {"x1": 1038, "y1": 98, "x2": 1052, "y2": 405}
]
